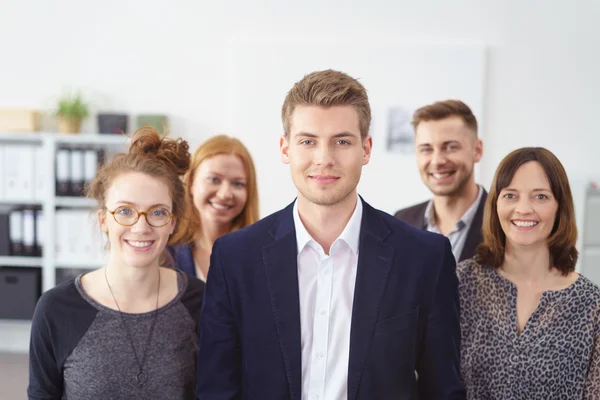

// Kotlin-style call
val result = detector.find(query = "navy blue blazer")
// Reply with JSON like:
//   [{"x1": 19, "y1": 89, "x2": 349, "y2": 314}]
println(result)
[
  {"x1": 196, "y1": 198, "x2": 465, "y2": 400},
  {"x1": 168, "y1": 243, "x2": 197, "y2": 278}
]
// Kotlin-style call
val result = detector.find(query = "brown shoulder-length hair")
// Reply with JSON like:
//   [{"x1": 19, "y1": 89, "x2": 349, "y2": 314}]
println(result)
[
  {"x1": 183, "y1": 135, "x2": 259, "y2": 239},
  {"x1": 476, "y1": 147, "x2": 578, "y2": 274}
]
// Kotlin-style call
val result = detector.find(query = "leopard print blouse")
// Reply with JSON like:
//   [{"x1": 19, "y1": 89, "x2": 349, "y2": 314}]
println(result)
[{"x1": 457, "y1": 258, "x2": 600, "y2": 399}]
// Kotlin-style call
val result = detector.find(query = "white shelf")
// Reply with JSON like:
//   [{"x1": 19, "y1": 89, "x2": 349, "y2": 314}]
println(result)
[
  {"x1": 0, "y1": 132, "x2": 43, "y2": 143},
  {"x1": 54, "y1": 133, "x2": 129, "y2": 146},
  {"x1": 0, "y1": 131, "x2": 128, "y2": 353},
  {"x1": 0, "y1": 132, "x2": 127, "y2": 354},
  {"x1": 55, "y1": 197, "x2": 97, "y2": 208},
  {"x1": 0, "y1": 320, "x2": 31, "y2": 353},
  {"x1": 0, "y1": 256, "x2": 43, "y2": 267},
  {"x1": 0, "y1": 198, "x2": 42, "y2": 206},
  {"x1": 55, "y1": 260, "x2": 103, "y2": 269},
  {"x1": 0, "y1": 132, "x2": 129, "y2": 146}
]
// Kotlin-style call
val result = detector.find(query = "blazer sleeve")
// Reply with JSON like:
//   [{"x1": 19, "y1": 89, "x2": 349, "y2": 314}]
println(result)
[
  {"x1": 169, "y1": 244, "x2": 197, "y2": 278},
  {"x1": 196, "y1": 240, "x2": 242, "y2": 400},
  {"x1": 416, "y1": 238, "x2": 466, "y2": 400}
]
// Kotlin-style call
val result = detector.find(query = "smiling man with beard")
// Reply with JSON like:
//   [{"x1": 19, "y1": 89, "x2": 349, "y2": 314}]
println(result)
[{"x1": 395, "y1": 100, "x2": 487, "y2": 263}]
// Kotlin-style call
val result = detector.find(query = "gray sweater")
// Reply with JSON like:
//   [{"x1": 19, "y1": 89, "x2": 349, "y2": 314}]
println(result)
[{"x1": 28, "y1": 270, "x2": 204, "y2": 400}]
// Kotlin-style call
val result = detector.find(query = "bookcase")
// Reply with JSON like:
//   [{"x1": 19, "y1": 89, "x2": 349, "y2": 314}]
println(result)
[
  {"x1": 0, "y1": 132, "x2": 129, "y2": 352},
  {"x1": 580, "y1": 184, "x2": 600, "y2": 287}
]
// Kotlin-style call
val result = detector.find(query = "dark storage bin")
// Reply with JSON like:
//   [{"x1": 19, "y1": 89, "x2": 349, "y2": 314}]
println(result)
[
  {"x1": 0, "y1": 267, "x2": 41, "y2": 320},
  {"x1": 0, "y1": 212, "x2": 9, "y2": 256},
  {"x1": 97, "y1": 113, "x2": 128, "y2": 135}
]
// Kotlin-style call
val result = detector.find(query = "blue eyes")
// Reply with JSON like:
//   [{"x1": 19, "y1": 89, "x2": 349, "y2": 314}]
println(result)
[
  {"x1": 117, "y1": 207, "x2": 168, "y2": 216},
  {"x1": 299, "y1": 140, "x2": 350, "y2": 146},
  {"x1": 116, "y1": 207, "x2": 132, "y2": 215},
  {"x1": 207, "y1": 176, "x2": 246, "y2": 187},
  {"x1": 502, "y1": 193, "x2": 550, "y2": 200},
  {"x1": 419, "y1": 145, "x2": 459, "y2": 153},
  {"x1": 150, "y1": 209, "x2": 168, "y2": 217}
]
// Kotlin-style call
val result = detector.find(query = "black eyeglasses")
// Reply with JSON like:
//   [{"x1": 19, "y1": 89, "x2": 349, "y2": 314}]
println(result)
[{"x1": 106, "y1": 206, "x2": 174, "y2": 227}]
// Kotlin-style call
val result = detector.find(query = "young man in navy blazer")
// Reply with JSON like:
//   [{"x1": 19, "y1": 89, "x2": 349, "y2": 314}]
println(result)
[{"x1": 196, "y1": 70, "x2": 466, "y2": 400}]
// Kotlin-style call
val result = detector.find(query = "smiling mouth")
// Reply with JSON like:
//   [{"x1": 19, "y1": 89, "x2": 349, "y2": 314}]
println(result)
[
  {"x1": 124, "y1": 240, "x2": 154, "y2": 250},
  {"x1": 208, "y1": 201, "x2": 234, "y2": 214},
  {"x1": 430, "y1": 171, "x2": 455, "y2": 180},
  {"x1": 512, "y1": 220, "x2": 539, "y2": 228},
  {"x1": 210, "y1": 202, "x2": 233, "y2": 211}
]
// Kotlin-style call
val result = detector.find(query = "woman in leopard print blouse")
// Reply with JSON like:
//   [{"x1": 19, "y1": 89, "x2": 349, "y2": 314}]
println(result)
[{"x1": 457, "y1": 147, "x2": 600, "y2": 399}]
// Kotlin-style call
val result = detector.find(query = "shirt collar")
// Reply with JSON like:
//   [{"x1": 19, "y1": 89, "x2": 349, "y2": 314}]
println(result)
[
  {"x1": 293, "y1": 195, "x2": 363, "y2": 256},
  {"x1": 425, "y1": 185, "x2": 484, "y2": 230}
]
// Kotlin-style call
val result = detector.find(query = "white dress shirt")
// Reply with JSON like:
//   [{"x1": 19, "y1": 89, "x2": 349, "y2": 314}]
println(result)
[{"x1": 293, "y1": 196, "x2": 363, "y2": 400}]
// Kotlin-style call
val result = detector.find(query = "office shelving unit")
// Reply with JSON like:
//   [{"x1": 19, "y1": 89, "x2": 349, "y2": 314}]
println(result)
[
  {"x1": 580, "y1": 184, "x2": 600, "y2": 286},
  {"x1": 0, "y1": 132, "x2": 127, "y2": 289},
  {"x1": 0, "y1": 132, "x2": 128, "y2": 352}
]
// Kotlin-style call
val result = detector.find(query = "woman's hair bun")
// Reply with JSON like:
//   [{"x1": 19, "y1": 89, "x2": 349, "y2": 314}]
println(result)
[{"x1": 128, "y1": 126, "x2": 191, "y2": 175}]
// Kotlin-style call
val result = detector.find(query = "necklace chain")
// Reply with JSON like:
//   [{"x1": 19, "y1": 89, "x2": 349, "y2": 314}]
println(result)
[{"x1": 104, "y1": 267, "x2": 161, "y2": 387}]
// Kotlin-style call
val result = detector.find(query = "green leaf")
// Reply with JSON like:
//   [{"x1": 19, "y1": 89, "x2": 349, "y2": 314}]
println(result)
[{"x1": 56, "y1": 91, "x2": 90, "y2": 119}]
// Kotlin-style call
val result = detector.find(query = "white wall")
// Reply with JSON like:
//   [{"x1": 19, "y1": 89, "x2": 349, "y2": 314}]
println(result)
[
  {"x1": 0, "y1": 0, "x2": 599, "y2": 354},
  {"x1": 1, "y1": 0, "x2": 599, "y2": 216}
]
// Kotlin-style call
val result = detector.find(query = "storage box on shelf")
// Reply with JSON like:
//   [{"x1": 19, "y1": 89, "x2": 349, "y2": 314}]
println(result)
[
  {"x1": 0, "y1": 267, "x2": 42, "y2": 320},
  {"x1": 0, "y1": 109, "x2": 41, "y2": 132}
]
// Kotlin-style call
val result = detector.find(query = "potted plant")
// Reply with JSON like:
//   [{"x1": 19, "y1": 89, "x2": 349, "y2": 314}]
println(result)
[{"x1": 56, "y1": 92, "x2": 89, "y2": 134}]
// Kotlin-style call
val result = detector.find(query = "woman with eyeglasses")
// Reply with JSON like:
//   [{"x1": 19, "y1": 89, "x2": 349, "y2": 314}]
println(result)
[{"x1": 28, "y1": 127, "x2": 203, "y2": 400}]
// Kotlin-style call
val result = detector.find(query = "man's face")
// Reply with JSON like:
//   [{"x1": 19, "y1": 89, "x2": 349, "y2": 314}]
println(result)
[
  {"x1": 280, "y1": 105, "x2": 372, "y2": 207},
  {"x1": 414, "y1": 116, "x2": 483, "y2": 197}
]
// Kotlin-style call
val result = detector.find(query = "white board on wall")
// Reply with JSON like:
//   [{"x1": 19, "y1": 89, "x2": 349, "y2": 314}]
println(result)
[{"x1": 228, "y1": 38, "x2": 487, "y2": 217}]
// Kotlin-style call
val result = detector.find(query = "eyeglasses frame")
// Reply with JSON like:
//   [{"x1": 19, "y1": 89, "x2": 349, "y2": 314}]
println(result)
[{"x1": 105, "y1": 206, "x2": 174, "y2": 228}]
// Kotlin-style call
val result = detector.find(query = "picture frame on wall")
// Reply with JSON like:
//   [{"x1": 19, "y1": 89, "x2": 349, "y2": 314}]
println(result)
[{"x1": 385, "y1": 106, "x2": 414, "y2": 154}]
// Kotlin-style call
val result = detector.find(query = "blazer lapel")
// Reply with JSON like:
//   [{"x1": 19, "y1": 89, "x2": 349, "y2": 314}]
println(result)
[
  {"x1": 262, "y1": 203, "x2": 302, "y2": 400},
  {"x1": 348, "y1": 200, "x2": 395, "y2": 400},
  {"x1": 459, "y1": 189, "x2": 487, "y2": 262}
]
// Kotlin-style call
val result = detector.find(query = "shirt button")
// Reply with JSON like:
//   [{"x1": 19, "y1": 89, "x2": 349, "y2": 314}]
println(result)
[
  {"x1": 320, "y1": 309, "x2": 326, "y2": 316},
  {"x1": 312, "y1": 395, "x2": 319, "y2": 400},
  {"x1": 317, "y1": 352, "x2": 324, "y2": 359}
]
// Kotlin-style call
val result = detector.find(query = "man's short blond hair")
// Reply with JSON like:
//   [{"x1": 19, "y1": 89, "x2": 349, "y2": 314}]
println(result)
[{"x1": 281, "y1": 69, "x2": 371, "y2": 139}]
